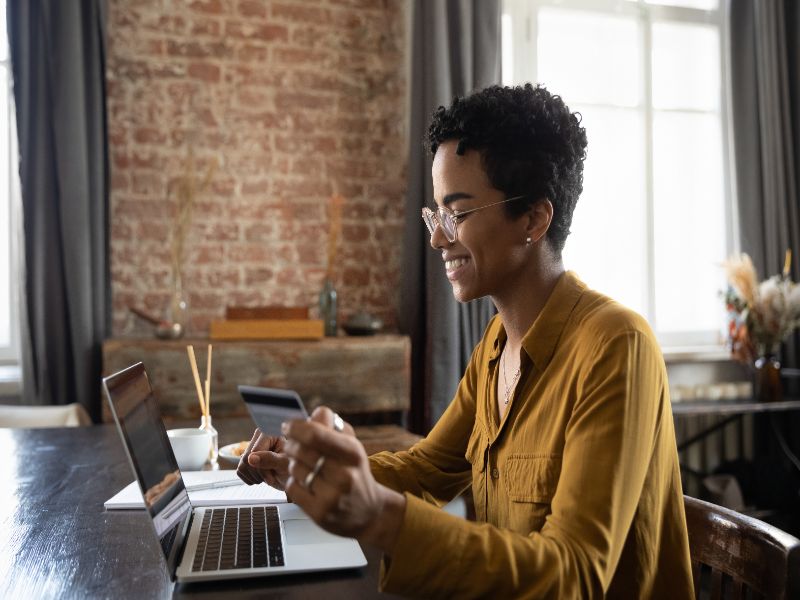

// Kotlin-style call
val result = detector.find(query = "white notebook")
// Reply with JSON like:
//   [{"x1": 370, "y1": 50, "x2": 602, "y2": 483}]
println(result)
[{"x1": 104, "y1": 470, "x2": 287, "y2": 510}]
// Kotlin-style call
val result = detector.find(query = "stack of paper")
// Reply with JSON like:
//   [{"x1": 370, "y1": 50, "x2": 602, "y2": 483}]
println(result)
[{"x1": 104, "y1": 470, "x2": 286, "y2": 510}]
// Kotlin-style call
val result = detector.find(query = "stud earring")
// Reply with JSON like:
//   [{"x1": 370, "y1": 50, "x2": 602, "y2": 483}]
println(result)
[{"x1": 525, "y1": 236, "x2": 532, "y2": 246}]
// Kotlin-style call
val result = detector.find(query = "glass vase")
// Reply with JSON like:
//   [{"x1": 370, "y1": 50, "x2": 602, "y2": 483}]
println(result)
[
  {"x1": 319, "y1": 278, "x2": 338, "y2": 336},
  {"x1": 753, "y1": 346, "x2": 782, "y2": 403},
  {"x1": 199, "y1": 414, "x2": 219, "y2": 466},
  {"x1": 168, "y1": 272, "x2": 189, "y2": 336}
]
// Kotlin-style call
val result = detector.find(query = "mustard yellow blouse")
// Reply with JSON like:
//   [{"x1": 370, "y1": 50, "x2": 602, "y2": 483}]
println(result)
[{"x1": 369, "y1": 271, "x2": 694, "y2": 599}]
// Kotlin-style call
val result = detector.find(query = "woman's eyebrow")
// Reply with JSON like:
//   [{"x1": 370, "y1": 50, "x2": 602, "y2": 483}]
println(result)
[{"x1": 442, "y1": 192, "x2": 474, "y2": 206}]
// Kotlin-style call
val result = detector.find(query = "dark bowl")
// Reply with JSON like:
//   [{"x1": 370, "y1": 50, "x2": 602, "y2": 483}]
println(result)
[
  {"x1": 342, "y1": 313, "x2": 383, "y2": 336},
  {"x1": 342, "y1": 322, "x2": 382, "y2": 336}
]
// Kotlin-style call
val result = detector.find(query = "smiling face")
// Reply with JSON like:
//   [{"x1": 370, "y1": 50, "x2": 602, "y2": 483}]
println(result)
[{"x1": 430, "y1": 141, "x2": 538, "y2": 303}]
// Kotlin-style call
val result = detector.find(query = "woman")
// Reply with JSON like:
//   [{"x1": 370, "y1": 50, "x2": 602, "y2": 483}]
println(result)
[{"x1": 237, "y1": 84, "x2": 694, "y2": 599}]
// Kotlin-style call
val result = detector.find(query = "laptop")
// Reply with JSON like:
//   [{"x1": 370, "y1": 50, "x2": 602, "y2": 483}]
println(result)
[{"x1": 103, "y1": 362, "x2": 367, "y2": 583}]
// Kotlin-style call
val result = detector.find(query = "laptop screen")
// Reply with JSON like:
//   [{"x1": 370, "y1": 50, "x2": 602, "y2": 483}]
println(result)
[{"x1": 104, "y1": 363, "x2": 192, "y2": 564}]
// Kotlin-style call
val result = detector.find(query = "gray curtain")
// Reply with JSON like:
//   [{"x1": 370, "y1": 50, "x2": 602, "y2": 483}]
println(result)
[
  {"x1": 401, "y1": 1, "x2": 501, "y2": 432},
  {"x1": 729, "y1": 0, "x2": 800, "y2": 370},
  {"x1": 729, "y1": 0, "x2": 800, "y2": 493},
  {"x1": 8, "y1": 0, "x2": 110, "y2": 421}
]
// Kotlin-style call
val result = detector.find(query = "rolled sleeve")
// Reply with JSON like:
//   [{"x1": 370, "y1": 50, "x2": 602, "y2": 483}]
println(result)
[
  {"x1": 379, "y1": 493, "x2": 470, "y2": 594},
  {"x1": 378, "y1": 493, "x2": 584, "y2": 599}
]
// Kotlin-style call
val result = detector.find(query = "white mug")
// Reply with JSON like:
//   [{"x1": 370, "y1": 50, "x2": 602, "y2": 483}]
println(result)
[{"x1": 167, "y1": 428, "x2": 211, "y2": 471}]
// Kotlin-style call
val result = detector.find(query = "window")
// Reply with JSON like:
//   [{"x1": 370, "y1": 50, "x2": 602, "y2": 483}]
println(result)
[
  {"x1": 0, "y1": 0, "x2": 20, "y2": 366},
  {"x1": 502, "y1": 0, "x2": 734, "y2": 348}
]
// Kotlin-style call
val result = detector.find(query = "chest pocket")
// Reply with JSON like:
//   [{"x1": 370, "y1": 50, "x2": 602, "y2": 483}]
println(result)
[
  {"x1": 465, "y1": 424, "x2": 488, "y2": 521},
  {"x1": 465, "y1": 426, "x2": 486, "y2": 473},
  {"x1": 503, "y1": 454, "x2": 561, "y2": 533},
  {"x1": 504, "y1": 454, "x2": 561, "y2": 501}
]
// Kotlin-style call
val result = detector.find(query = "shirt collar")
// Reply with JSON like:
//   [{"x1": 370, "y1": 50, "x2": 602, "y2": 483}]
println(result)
[{"x1": 488, "y1": 271, "x2": 586, "y2": 371}]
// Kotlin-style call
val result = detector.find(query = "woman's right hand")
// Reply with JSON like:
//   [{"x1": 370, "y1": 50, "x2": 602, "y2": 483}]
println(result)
[{"x1": 235, "y1": 428, "x2": 290, "y2": 490}]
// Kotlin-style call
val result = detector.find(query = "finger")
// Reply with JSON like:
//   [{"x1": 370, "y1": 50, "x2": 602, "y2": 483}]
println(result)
[
  {"x1": 340, "y1": 420, "x2": 356, "y2": 437},
  {"x1": 237, "y1": 429, "x2": 261, "y2": 470},
  {"x1": 288, "y1": 454, "x2": 321, "y2": 485},
  {"x1": 283, "y1": 448, "x2": 349, "y2": 494},
  {"x1": 309, "y1": 406, "x2": 335, "y2": 427},
  {"x1": 283, "y1": 439, "x2": 324, "y2": 470},
  {"x1": 238, "y1": 471, "x2": 259, "y2": 486},
  {"x1": 237, "y1": 429, "x2": 263, "y2": 485},
  {"x1": 309, "y1": 406, "x2": 354, "y2": 436},
  {"x1": 240, "y1": 428, "x2": 261, "y2": 462},
  {"x1": 263, "y1": 472, "x2": 282, "y2": 490},
  {"x1": 285, "y1": 476, "x2": 317, "y2": 515},
  {"x1": 294, "y1": 455, "x2": 327, "y2": 496},
  {"x1": 249, "y1": 450, "x2": 290, "y2": 487},
  {"x1": 249, "y1": 450, "x2": 289, "y2": 472},
  {"x1": 236, "y1": 429, "x2": 261, "y2": 485},
  {"x1": 282, "y1": 419, "x2": 362, "y2": 465},
  {"x1": 285, "y1": 471, "x2": 338, "y2": 521},
  {"x1": 288, "y1": 453, "x2": 350, "y2": 494},
  {"x1": 237, "y1": 465, "x2": 260, "y2": 486}
]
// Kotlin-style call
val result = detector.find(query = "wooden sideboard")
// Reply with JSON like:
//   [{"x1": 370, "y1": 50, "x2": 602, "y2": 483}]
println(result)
[{"x1": 101, "y1": 335, "x2": 411, "y2": 423}]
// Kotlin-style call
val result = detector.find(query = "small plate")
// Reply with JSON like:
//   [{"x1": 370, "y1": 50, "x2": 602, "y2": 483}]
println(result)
[{"x1": 219, "y1": 441, "x2": 249, "y2": 464}]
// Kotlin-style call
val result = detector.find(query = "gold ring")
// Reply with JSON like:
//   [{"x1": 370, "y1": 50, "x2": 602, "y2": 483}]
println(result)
[{"x1": 303, "y1": 455, "x2": 326, "y2": 491}]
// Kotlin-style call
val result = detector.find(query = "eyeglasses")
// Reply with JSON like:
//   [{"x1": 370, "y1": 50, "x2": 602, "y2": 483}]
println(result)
[{"x1": 421, "y1": 194, "x2": 528, "y2": 243}]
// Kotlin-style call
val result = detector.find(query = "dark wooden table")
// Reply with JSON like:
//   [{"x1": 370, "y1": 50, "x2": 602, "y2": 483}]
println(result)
[
  {"x1": 0, "y1": 425, "x2": 401, "y2": 600},
  {"x1": 671, "y1": 398, "x2": 800, "y2": 417},
  {"x1": 671, "y1": 399, "x2": 800, "y2": 452}
]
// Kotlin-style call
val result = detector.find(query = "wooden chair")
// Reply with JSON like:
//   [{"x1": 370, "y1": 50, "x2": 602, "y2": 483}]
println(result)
[{"x1": 684, "y1": 495, "x2": 800, "y2": 599}]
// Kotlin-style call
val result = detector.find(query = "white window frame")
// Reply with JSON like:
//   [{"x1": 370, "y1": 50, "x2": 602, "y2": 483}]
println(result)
[
  {"x1": 0, "y1": 39, "x2": 20, "y2": 367},
  {"x1": 502, "y1": 0, "x2": 737, "y2": 350}
]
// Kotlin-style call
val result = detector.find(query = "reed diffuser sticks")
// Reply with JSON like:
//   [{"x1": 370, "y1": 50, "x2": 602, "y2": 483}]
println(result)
[
  {"x1": 187, "y1": 344, "x2": 213, "y2": 417},
  {"x1": 187, "y1": 344, "x2": 218, "y2": 464}
]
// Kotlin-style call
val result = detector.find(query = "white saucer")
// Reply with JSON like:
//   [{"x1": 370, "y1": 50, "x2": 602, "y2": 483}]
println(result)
[{"x1": 218, "y1": 442, "x2": 248, "y2": 464}]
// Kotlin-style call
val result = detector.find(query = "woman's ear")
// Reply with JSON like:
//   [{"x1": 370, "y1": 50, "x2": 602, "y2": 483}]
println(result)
[{"x1": 525, "y1": 199, "x2": 553, "y2": 244}]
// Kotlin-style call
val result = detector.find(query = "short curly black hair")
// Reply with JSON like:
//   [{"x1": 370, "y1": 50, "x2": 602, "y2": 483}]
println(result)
[{"x1": 427, "y1": 84, "x2": 588, "y2": 254}]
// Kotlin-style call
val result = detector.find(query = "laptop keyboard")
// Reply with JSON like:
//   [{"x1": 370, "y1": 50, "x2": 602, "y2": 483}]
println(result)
[
  {"x1": 191, "y1": 506, "x2": 284, "y2": 571},
  {"x1": 161, "y1": 525, "x2": 178, "y2": 558}
]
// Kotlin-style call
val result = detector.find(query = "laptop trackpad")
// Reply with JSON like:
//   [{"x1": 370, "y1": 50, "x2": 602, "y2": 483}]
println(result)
[{"x1": 283, "y1": 519, "x2": 345, "y2": 545}]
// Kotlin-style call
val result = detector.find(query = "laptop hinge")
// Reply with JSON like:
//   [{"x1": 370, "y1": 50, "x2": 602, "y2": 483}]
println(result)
[{"x1": 171, "y1": 509, "x2": 195, "y2": 580}]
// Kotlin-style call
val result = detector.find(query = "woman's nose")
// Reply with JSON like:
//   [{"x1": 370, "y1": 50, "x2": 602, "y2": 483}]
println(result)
[{"x1": 429, "y1": 222, "x2": 452, "y2": 249}]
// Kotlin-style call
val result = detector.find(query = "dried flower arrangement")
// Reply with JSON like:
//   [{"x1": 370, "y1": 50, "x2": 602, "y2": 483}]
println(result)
[
  {"x1": 723, "y1": 250, "x2": 800, "y2": 365},
  {"x1": 325, "y1": 193, "x2": 345, "y2": 281},
  {"x1": 168, "y1": 150, "x2": 216, "y2": 324}
]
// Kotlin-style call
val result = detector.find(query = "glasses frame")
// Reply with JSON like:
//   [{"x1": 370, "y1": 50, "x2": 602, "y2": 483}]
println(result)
[{"x1": 421, "y1": 194, "x2": 529, "y2": 243}]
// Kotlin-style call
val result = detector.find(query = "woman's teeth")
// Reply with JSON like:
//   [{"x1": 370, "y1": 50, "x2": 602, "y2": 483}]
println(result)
[{"x1": 446, "y1": 258, "x2": 468, "y2": 270}]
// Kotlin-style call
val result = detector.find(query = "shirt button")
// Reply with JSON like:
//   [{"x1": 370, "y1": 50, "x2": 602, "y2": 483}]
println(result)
[{"x1": 491, "y1": 468, "x2": 499, "y2": 479}]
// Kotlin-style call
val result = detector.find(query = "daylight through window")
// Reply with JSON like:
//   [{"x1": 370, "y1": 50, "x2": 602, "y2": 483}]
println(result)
[{"x1": 502, "y1": 0, "x2": 734, "y2": 348}]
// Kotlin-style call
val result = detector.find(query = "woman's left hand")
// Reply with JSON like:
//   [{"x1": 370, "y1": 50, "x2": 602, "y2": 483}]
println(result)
[{"x1": 282, "y1": 407, "x2": 406, "y2": 553}]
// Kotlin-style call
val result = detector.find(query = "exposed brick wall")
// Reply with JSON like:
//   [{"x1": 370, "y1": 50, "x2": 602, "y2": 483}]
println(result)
[{"x1": 107, "y1": 0, "x2": 408, "y2": 336}]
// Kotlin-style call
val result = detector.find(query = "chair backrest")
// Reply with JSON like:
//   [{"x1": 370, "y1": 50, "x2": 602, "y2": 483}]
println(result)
[
  {"x1": 684, "y1": 495, "x2": 800, "y2": 599},
  {"x1": 0, "y1": 403, "x2": 92, "y2": 428}
]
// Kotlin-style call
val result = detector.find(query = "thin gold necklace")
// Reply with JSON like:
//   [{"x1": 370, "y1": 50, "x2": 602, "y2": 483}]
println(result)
[{"x1": 502, "y1": 346, "x2": 522, "y2": 405}]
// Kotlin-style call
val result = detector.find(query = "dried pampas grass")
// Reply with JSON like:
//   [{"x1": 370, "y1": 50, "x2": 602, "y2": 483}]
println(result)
[
  {"x1": 170, "y1": 150, "x2": 217, "y2": 287},
  {"x1": 722, "y1": 253, "x2": 758, "y2": 307},
  {"x1": 723, "y1": 249, "x2": 800, "y2": 361}
]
